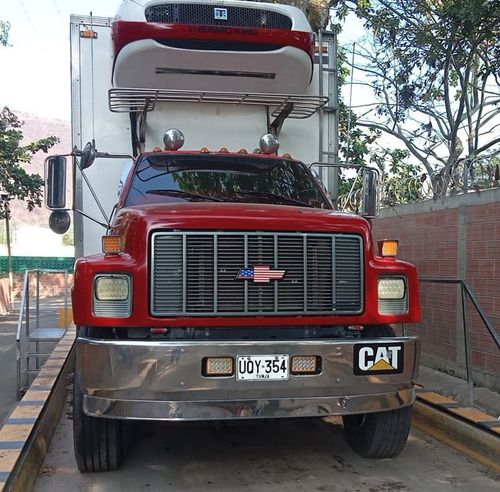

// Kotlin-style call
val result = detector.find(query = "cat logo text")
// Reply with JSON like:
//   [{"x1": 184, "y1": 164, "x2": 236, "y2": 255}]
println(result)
[{"x1": 353, "y1": 343, "x2": 404, "y2": 375}]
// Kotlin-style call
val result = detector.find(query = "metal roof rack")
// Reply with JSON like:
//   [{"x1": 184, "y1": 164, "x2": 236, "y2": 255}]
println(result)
[{"x1": 108, "y1": 88, "x2": 328, "y2": 119}]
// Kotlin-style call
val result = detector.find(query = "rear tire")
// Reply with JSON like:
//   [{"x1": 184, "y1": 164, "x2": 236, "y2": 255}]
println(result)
[
  {"x1": 342, "y1": 324, "x2": 412, "y2": 458},
  {"x1": 73, "y1": 327, "x2": 122, "y2": 472}
]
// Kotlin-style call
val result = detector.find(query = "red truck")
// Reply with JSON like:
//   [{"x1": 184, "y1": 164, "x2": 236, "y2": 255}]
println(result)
[{"x1": 45, "y1": 0, "x2": 420, "y2": 472}]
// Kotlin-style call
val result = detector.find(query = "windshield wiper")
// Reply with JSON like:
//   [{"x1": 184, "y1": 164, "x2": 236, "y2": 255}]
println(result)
[
  {"x1": 146, "y1": 189, "x2": 224, "y2": 202},
  {"x1": 235, "y1": 190, "x2": 314, "y2": 208}
]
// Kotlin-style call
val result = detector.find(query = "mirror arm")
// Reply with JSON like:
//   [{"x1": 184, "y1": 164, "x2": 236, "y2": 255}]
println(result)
[
  {"x1": 78, "y1": 169, "x2": 111, "y2": 226},
  {"x1": 74, "y1": 208, "x2": 109, "y2": 229}
]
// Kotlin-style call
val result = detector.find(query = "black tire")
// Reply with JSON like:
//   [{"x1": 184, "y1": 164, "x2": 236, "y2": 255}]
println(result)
[
  {"x1": 73, "y1": 327, "x2": 122, "y2": 472},
  {"x1": 342, "y1": 324, "x2": 412, "y2": 458},
  {"x1": 343, "y1": 406, "x2": 413, "y2": 458}
]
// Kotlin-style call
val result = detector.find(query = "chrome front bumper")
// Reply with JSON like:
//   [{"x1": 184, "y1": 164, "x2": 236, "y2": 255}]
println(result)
[{"x1": 76, "y1": 336, "x2": 419, "y2": 421}]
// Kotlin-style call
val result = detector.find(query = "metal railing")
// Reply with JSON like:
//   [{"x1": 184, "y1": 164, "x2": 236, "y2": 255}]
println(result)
[
  {"x1": 16, "y1": 269, "x2": 71, "y2": 398},
  {"x1": 419, "y1": 278, "x2": 499, "y2": 403}
]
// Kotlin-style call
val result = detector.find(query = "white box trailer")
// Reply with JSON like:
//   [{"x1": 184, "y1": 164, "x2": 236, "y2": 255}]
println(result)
[{"x1": 69, "y1": 10, "x2": 337, "y2": 257}]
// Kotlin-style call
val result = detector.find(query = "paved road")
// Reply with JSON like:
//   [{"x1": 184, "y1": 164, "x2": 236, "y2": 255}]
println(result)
[
  {"x1": 0, "y1": 308, "x2": 18, "y2": 427},
  {"x1": 35, "y1": 408, "x2": 499, "y2": 492}
]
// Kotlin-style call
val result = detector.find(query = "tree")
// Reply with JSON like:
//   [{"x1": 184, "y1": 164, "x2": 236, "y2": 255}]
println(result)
[
  {"x1": 336, "y1": 47, "x2": 426, "y2": 210},
  {"x1": 332, "y1": 0, "x2": 500, "y2": 197},
  {"x1": 0, "y1": 107, "x2": 59, "y2": 218}
]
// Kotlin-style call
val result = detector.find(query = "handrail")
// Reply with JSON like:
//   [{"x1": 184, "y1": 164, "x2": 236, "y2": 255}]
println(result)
[
  {"x1": 15, "y1": 269, "x2": 71, "y2": 398},
  {"x1": 420, "y1": 279, "x2": 499, "y2": 349},
  {"x1": 419, "y1": 278, "x2": 499, "y2": 404},
  {"x1": 15, "y1": 272, "x2": 30, "y2": 399}
]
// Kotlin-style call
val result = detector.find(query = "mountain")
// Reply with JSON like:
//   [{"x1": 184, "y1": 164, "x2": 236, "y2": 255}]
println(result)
[{"x1": 8, "y1": 111, "x2": 71, "y2": 228}]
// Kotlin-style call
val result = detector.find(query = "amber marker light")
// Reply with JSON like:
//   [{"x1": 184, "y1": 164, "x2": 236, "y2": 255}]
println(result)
[
  {"x1": 200, "y1": 147, "x2": 210, "y2": 153},
  {"x1": 291, "y1": 355, "x2": 321, "y2": 375},
  {"x1": 378, "y1": 239, "x2": 398, "y2": 258},
  {"x1": 203, "y1": 357, "x2": 234, "y2": 377},
  {"x1": 80, "y1": 30, "x2": 97, "y2": 39},
  {"x1": 102, "y1": 235, "x2": 122, "y2": 254},
  {"x1": 219, "y1": 147, "x2": 229, "y2": 153}
]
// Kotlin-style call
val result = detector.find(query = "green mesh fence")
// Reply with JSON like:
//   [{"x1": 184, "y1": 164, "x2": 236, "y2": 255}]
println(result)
[{"x1": 0, "y1": 256, "x2": 75, "y2": 274}]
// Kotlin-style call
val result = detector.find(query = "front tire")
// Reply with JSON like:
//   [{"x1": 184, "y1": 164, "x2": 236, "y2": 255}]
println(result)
[
  {"x1": 73, "y1": 327, "x2": 122, "y2": 472},
  {"x1": 343, "y1": 406, "x2": 413, "y2": 458},
  {"x1": 342, "y1": 324, "x2": 412, "y2": 458}
]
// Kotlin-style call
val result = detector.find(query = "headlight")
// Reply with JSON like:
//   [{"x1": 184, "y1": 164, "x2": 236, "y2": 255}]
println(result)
[
  {"x1": 93, "y1": 274, "x2": 132, "y2": 318},
  {"x1": 378, "y1": 276, "x2": 408, "y2": 316},
  {"x1": 95, "y1": 275, "x2": 129, "y2": 300},
  {"x1": 378, "y1": 278, "x2": 405, "y2": 300}
]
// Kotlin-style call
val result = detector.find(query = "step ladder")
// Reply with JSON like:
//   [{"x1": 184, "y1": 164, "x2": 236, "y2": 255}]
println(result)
[
  {"x1": 317, "y1": 30, "x2": 339, "y2": 201},
  {"x1": 16, "y1": 269, "x2": 71, "y2": 398}
]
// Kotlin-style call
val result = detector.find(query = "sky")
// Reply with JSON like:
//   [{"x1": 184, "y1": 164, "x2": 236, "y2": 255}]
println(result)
[
  {"x1": 0, "y1": 0, "x2": 124, "y2": 120},
  {"x1": 0, "y1": 0, "x2": 364, "y2": 121}
]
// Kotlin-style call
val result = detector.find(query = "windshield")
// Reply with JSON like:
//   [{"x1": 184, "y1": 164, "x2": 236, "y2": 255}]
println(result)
[{"x1": 123, "y1": 154, "x2": 331, "y2": 209}]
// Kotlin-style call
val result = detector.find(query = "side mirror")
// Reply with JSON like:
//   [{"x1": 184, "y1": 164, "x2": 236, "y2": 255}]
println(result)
[
  {"x1": 361, "y1": 169, "x2": 379, "y2": 219},
  {"x1": 49, "y1": 210, "x2": 71, "y2": 235},
  {"x1": 45, "y1": 156, "x2": 67, "y2": 209},
  {"x1": 80, "y1": 141, "x2": 96, "y2": 170}
]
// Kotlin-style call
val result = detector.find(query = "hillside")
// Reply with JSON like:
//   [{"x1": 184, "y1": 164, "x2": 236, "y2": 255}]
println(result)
[{"x1": 7, "y1": 111, "x2": 71, "y2": 228}]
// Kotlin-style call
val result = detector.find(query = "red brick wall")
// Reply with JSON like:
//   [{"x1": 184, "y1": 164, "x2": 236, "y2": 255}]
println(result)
[
  {"x1": 372, "y1": 191, "x2": 500, "y2": 389},
  {"x1": 466, "y1": 202, "x2": 500, "y2": 377}
]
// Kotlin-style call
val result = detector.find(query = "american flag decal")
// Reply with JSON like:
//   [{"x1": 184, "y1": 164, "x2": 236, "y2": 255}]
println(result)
[{"x1": 236, "y1": 265, "x2": 286, "y2": 283}]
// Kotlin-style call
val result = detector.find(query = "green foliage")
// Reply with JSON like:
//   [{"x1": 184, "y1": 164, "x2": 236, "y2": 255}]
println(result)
[
  {"x1": 62, "y1": 232, "x2": 74, "y2": 246},
  {"x1": 373, "y1": 149, "x2": 425, "y2": 206},
  {"x1": 0, "y1": 107, "x2": 59, "y2": 217},
  {"x1": 331, "y1": 0, "x2": 500, "y2": 197}
]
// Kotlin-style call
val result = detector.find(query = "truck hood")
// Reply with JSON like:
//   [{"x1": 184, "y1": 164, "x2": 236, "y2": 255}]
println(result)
[{"x1": 112, "y1": 202, "x2": 371, "y2": 237}]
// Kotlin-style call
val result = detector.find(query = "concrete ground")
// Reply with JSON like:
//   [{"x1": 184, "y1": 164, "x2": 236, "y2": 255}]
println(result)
[{"x1": 417, "y1": 366, "x2": 500, "y2": 419}]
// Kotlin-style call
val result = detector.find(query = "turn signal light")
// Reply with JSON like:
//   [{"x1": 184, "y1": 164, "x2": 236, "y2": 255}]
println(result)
[
  {"x1": 102, "y1": 235, "x2": 122, "y2": 254},
  {"x1": 378, "y1": 239, "x2": 398, "y2": 258}
]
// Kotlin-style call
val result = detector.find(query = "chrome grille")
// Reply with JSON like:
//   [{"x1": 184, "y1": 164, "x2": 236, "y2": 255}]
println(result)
[
  {"x1": 145, "y1": 4, "x2": 293, "y2": 30},
  {"x1": 151, "y1": 232, "x2": 363, "y2": 316}
]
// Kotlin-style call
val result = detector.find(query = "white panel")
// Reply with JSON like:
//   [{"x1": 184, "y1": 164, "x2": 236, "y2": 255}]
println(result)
[{"x1": 71, "y1": 15, "x2": 329, "y2": 258}]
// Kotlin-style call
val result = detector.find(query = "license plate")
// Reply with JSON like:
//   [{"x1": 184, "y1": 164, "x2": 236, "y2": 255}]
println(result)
[{"x1": 237, "y1": 355, "x2": 289, "y2": 381}]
